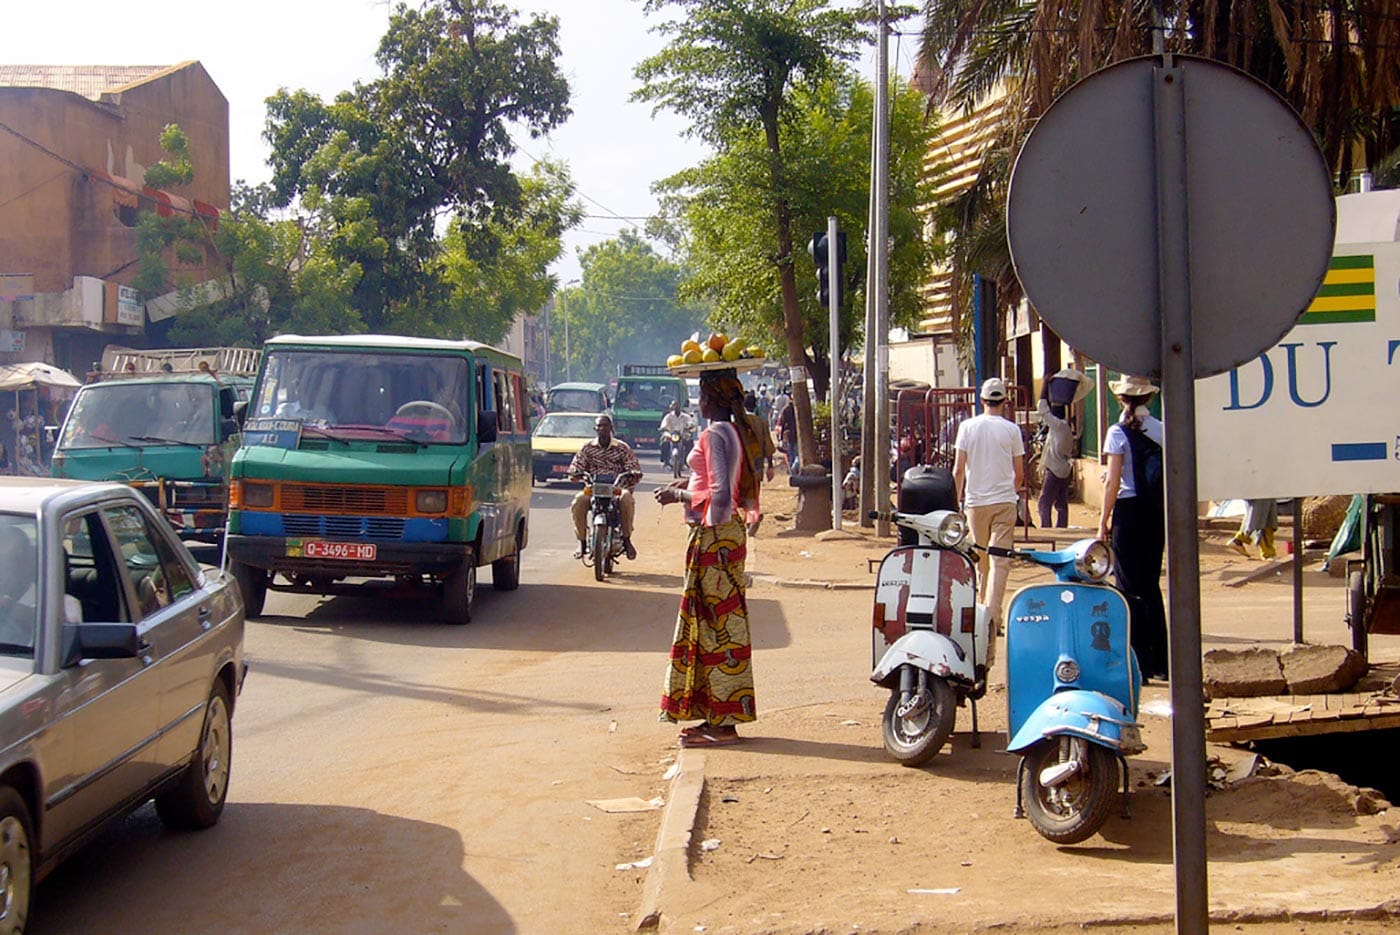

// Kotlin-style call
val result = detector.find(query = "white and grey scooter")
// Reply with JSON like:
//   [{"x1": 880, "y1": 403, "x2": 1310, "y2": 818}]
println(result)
[{"x1": 868, "y1": 508, "x2": 993, "y2": 767}]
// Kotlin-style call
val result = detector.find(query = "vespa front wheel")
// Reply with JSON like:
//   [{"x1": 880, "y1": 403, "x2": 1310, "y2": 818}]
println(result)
[
  {"x1": 880, "y1": 674, "x2": 956, "y2": 767},
  {"x1": 591, "y1": 525, "x2": 608, "y2": 581},
  {"x1": 1020, "y1": 737, "x2": 1118, "y2": 844}
]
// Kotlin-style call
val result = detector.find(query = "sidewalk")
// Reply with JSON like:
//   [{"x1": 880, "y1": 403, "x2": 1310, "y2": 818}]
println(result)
[{"x1": 629, "y1": 473, "x2": 1400, "y2": 933}]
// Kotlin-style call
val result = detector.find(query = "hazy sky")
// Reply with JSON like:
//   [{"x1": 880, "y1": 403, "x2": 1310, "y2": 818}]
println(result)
[{"x1": 10, "y1": 0, "x2": 920, "y2": 283}]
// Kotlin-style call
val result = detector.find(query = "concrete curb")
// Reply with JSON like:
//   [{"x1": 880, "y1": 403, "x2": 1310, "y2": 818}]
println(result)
[
  {"x1": 634, "y1": 750, "x2": 705, "y2": 931},
  {"x1": 750, "y1": 573, "x2": 872, "y2": 591}
]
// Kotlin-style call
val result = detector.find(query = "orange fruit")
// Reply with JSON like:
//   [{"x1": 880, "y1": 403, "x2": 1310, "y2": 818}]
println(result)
[
  {"x1": 708, "y1": 332, "x2": 728, "y2": 352},
  {"x1": 681, "y1": 339, "x2": 702, "y2": 355}
]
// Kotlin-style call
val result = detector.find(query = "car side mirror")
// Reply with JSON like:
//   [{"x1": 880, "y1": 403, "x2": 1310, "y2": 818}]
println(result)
[
  {"x1": 477, "y1": 409, "x2": 498, "y2": 444},
  {"x1": 233, "y1": 400, "x2": 248, "y2": 428},
  {"x1": 61, "y1": 622, "x2": 144, "y2": 667}
]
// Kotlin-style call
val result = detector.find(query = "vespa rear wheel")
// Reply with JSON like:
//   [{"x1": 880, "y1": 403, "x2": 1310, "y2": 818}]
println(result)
[
  {"x1": 1020, "y1": 737, "x2": 1119, "y2": 844},
  {"x1": 881, "y1": 673, "x2": 956, "y2": 767},
  {"x1": 591, "y1": 525, "x2": 608, "y2": 581}
]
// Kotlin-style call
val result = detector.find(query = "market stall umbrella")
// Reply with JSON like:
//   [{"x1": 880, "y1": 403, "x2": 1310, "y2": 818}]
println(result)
[{"x1": 0, "y1": 362, "x2": 82, "y2": 392}]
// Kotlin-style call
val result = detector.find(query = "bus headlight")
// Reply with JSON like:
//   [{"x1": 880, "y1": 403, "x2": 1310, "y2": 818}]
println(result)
[
  {"x1": 416, "y1": 490, "x2": 448, "y2": 514},
  {"x1": 242, "y1": 482, "x2": 275, "y2": 509}
]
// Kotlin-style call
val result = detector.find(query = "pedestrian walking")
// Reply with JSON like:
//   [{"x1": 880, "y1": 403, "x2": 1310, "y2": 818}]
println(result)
[
  {"x1": 1095, "y1": 375, "x2": 1169, "y2": 681},
  {"x1": 1036, "y1": 397, "x2": 1076, "y2": 528},
  {"x1": 1229, "y1": 498, "x2": 1279, "y2": 560},
  {"x1": 952, "y1": 377, "x2": 1025, "y2": 628}
]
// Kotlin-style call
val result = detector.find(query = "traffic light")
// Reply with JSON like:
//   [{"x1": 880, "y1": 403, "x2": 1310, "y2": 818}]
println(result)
[{"x1": 809, "y1": 231, "x2": 847, "y2": 307}]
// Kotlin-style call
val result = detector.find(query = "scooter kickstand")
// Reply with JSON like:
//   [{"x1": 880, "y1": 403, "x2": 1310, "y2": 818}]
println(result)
[
  {"x1": 1012, "y1": 758, "x2": 1027, "y2": 819},
  {"x1": 969, "y1": 697, "x2": 981, "y2": 749},
  {"x1": 1117, "y1": 753, "x2": 1132, "y2": 819}
]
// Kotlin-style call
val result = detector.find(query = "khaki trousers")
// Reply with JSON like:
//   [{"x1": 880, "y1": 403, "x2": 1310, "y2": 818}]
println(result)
[{"x1": 967, "y1": 501, "x2": 1016, "y2": 623}]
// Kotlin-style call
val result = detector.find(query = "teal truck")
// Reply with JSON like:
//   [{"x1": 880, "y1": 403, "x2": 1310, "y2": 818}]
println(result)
[
  {"x1": 50, "y1": 347, "x2": 259, "y2": 543},
  {"x1": 612, "y1": 364, "x2": 687, "y2": 450}
]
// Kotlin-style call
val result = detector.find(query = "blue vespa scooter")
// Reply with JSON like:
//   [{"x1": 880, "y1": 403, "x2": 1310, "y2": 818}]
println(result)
[{"x1": 993, "y1": 538, "x2": 1146, "y2": 844}]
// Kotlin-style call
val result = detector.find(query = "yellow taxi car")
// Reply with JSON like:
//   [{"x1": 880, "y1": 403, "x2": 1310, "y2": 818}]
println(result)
[{"x1": 531, "y1": 412, "x2": 599, "y2": 484}]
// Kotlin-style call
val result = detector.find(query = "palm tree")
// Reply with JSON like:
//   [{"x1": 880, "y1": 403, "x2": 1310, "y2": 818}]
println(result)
[{"x1": 920, "y1": 0, "x2": 1400, "y2": 344}]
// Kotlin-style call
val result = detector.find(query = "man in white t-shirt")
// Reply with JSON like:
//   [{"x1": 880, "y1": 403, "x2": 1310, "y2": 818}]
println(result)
[{"x1": 953, "y1": 378, "x2": 1025, "y2": 626}]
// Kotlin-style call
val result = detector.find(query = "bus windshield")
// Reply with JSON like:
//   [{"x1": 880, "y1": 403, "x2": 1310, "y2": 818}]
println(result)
[
  {"x1": 250, "y1": 350, "x2": 472, "y2": 445},
  {"x1": 61, "y1": 382, "x2": 216, "y2": 448}
]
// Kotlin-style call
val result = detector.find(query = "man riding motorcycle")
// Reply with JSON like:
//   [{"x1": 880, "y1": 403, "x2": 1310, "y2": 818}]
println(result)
[
  {"x1": 657, "y1": 401, "x2": 696, "y2": 467},
  {"x1": 568, "y1": 414, "x2": 643, "y2": 560}
]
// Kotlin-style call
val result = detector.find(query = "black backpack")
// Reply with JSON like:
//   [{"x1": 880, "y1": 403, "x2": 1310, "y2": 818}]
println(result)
[{"x1": 1124, "y1": 427, "x2": 1163, "y2": 500}]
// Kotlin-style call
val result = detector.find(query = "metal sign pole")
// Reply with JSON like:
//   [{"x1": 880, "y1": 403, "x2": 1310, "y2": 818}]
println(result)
[{"x1": 1153, "y1": 58, "x2": 1209, "y2": 934}]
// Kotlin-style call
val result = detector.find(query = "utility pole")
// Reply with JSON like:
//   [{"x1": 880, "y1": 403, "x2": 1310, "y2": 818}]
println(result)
[{"x1": 872, "y1": 0, "x2": 891, "y2": 535}]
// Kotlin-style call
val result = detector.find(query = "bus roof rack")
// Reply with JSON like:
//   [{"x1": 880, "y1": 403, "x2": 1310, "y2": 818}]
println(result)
[{"x1": 98, "y1": 346, "x2": 262, "y2": 379}]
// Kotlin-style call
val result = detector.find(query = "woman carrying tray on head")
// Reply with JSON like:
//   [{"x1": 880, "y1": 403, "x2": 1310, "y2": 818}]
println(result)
[{"x1": 654, "y1": 367, "x2": 763, "y2": 747}]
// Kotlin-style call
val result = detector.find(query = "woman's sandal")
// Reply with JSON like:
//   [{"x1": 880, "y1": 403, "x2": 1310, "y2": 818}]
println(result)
[{"x1": 680, "y1": 726, "x2": 741, "y2": 748}]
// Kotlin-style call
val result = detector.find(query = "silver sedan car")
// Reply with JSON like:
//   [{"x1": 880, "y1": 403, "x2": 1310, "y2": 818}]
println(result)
[{"x1": 0, "y1": 479, "x2": 245, "y2": 934}]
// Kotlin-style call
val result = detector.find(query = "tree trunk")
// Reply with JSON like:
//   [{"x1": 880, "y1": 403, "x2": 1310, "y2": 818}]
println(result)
[{"x1": 763, "y1": 104, "x2": 819, "y2": 469}]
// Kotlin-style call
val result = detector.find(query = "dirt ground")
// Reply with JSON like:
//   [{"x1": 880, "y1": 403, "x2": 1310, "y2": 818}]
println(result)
[{"x1": 620, "y1": 479, "x2": 1400, "y2": 934}]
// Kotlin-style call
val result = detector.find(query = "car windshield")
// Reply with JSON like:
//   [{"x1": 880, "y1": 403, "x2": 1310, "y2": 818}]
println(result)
[
  {"x1": 547, "y1": 388, "x2": 604, "y2": 412},
  {"x1": 250, "y1": 350, "x2": 471, "y2": 444},
  {"x1": 615, "y1": 380, "x2": 682, "y2": 411},
  {"x1": 60, "y1": 381, "x2": 215, "y2": 448},
  {"x1": 534, "y1": 414, "x2": 597, "y2": 438},
  {"x1": 0, "y1": 515, "x2": 38, "y2": 657}
]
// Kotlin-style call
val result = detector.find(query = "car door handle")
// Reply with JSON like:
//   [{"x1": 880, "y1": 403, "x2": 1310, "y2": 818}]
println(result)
[{"x1": 198, "y1": 605, "x2": 212, "y2": 630}]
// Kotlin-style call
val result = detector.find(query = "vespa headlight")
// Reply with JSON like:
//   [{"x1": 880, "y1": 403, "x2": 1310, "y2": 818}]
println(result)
[
  {"x1": 1074, "y1": 539, "x2": 1114, "y2": 582},
  {"x1": 934, "y1": 511, "x2": 969, "y2": 548},
  {"x1": 416, "y1": 489, "x2": 448, "y2": 514}
]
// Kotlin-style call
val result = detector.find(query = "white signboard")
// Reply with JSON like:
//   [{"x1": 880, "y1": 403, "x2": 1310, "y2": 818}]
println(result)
[
  {"x1": 1195, "y1": 191, "x2": 1400, "y2": 499},
  {"x1": 0, "y1": 330, "x2": 23, "y2": 353},
  {"x1": 117, "y1": 285, "x2": 144, "y2": 326}
]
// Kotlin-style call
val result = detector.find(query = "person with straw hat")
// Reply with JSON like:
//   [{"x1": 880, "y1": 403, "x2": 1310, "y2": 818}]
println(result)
[{"x1": 1096, "y1": 375, "x2": 1169, "y2": 681}]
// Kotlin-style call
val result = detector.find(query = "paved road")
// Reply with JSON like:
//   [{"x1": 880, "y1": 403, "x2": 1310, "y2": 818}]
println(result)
[{"x1": 30, "y1": 468, "x2": 700, "y2": 934}]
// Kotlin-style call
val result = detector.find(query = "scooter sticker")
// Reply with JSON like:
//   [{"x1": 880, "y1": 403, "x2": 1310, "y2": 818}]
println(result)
[
  {"x1": 1060, "y1": 589, "x2": 1075, "y2": 604},
  {"x1": 1091, "y1": 619, "x2": 1113, "y2": 651}
]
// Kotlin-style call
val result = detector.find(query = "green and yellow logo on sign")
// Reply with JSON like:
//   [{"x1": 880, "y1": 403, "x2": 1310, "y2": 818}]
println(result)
[{"x1": 1301, "y1": 255, "x2": 1376, "y2": 324}]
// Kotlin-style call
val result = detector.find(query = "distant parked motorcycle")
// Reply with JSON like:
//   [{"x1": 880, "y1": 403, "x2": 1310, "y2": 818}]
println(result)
[
  {"x1": 867, "y1": 507, "x2": 993, "y2": 766},
  {"x1": 574, "y1": 469, "x2": 642, "y2": 581},
  {"x1": 993, "y1": 538, "x2": 1145, "y2": 844}
]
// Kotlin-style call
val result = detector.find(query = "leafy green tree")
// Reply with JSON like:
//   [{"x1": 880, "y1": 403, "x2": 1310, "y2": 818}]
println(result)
[
  {"x1": 555, "y1": 231, "x2": 708, "y2": 383},
  {"x1": 919, "y1": 0, "x2": 1400, "y2": 355},
  {"x1": 634, "y1": 0, "x2": 867, "y2": 465},
  {"x1": 656, "y1": 71, "x2": 939, "y2": 400},
  {"x1": 262, "y1": 0, "x2": 572, "y2": 333},
  {"x1": 132, "y1": 124, "x2": 215, "y2": 298}
]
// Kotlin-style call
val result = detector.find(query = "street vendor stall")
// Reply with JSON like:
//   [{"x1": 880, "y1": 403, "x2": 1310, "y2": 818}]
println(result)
[{"x1": 0, "y1": 361, "x2": 82, "y2": 474}]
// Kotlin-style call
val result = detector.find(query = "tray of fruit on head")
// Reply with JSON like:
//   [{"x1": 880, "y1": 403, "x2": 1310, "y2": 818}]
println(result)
[{"x1": 666, "y1": 333, "x2": 768, "y2": 375}]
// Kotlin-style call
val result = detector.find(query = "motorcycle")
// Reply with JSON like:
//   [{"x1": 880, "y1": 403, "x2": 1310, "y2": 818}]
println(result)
[
  {"x1": 994, "y1": 538, "x2": 1145, "y2": 844},
  {"x1": 661, "y1": 428, "x2": 693, "y2": 479},
  {"x1": 868, "y1": 508, "x2": 992, "y2": 766},
  {"x1": 575, "y1": 469, "x2": 642, "y2": 581}
]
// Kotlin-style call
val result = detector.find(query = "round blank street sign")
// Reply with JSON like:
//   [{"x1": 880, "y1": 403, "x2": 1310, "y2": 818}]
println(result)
[{"x1": 1006, "y1": 55, "x2": 1335, "y2": 379}]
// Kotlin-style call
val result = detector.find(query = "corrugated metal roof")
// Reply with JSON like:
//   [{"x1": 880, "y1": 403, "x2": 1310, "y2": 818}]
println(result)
[{"x1": 0, "y1": 65, "x2": 172, "y2": 100}]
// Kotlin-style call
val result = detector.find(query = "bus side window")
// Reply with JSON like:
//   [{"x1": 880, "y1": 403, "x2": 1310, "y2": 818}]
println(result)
[{"x1": 510, "y1": 373, "x2": 529, "y2": 433}]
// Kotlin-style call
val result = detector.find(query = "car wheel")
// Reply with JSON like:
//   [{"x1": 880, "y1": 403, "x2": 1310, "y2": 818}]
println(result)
[
  {"x1": 492, "y1": 525, "x2": 523, "y2": 592},
  {"x1": 0, "y1": 787, "x2": 32, "y2": 935},
  {"x1": 232, "y1": 561, "x2": 268, "y2": 618},
  {"x1": 155, "y1": 681, "x2": 233, "y2": 830},
  {"x1": 443, "y1": 549, "x2": 477, "y2": 624}
]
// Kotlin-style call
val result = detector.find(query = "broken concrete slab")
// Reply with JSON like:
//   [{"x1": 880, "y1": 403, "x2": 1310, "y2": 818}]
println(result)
[
  {"x1": 1203, "y1": 647, "x2": 1287, "y2": 698},
  {"x1": 1279, "y1": 643, "x2": 1368, "y2": 694}
]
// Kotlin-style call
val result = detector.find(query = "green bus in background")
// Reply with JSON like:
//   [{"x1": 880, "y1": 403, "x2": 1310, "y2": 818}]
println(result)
[
  {"x1": 225, "y1": 334, "x2": 531, "y2": 624},
  {"x1": 50, "y1": 346, "x2": 259, "y2": 543},
  {"x1": 611, "y1": 364, "x2": 687, "y2": 450}
]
